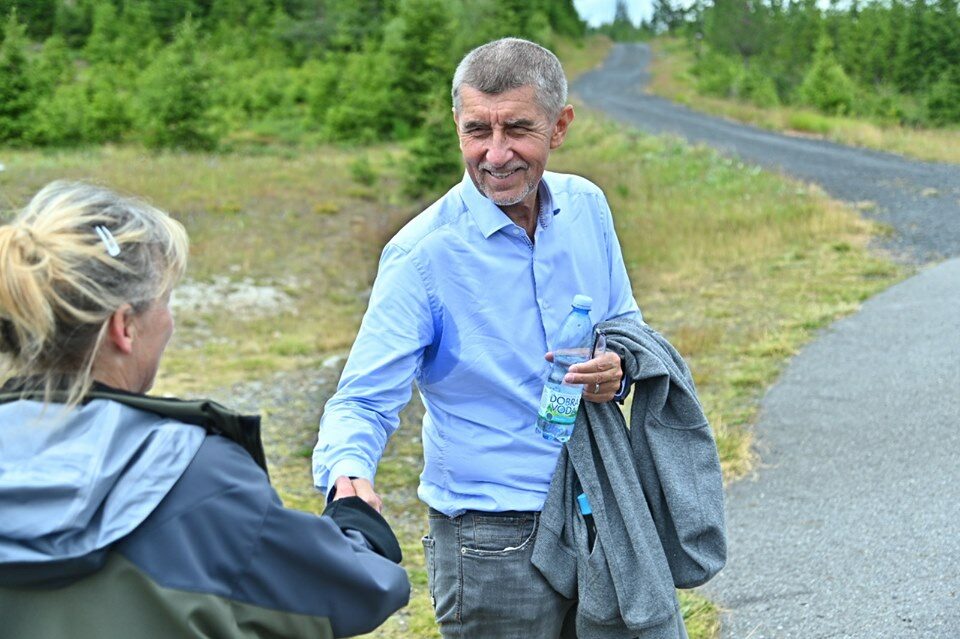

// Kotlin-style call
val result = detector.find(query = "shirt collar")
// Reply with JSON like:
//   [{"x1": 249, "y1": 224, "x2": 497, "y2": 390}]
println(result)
[{"x1": 459, "y1": 172, "x2": 561, "y2": 239}]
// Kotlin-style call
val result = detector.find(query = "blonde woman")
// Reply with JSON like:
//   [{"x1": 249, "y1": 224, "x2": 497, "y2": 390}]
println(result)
[{"x1": 0, "y1": 182, "x2": 409, "y2": 638}]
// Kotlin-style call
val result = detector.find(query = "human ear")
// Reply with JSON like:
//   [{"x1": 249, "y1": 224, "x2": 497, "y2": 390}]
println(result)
[
  {"x1": 453, "y1": 109, "x2": 467, "y2": 150},
  {"x1": 550, "y1": 105, "x2": 575, "y2": 149},
  {"x1": 105, "y1": 304, "x2": 135, "y2": 355}
]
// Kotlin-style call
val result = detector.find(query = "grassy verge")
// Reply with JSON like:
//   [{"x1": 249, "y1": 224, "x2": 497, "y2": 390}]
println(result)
[
  {"x1": 552, "y1": 114, "x2": 906, "y2": 479},
  {"x1": 648, "y1": 37, "x2": 960, "y2": 165},
  {"x1": 0, "y1": 36, "x2": 906, "y2": 639}
]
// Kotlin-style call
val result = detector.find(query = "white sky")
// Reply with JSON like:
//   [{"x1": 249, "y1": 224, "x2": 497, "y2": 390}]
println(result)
[
  {"x1": 573, "y1": 0, "x2": 654, "y2": 26},
  {"x1": 573, "y1": 0, "x2": 839, "y2": 26}
]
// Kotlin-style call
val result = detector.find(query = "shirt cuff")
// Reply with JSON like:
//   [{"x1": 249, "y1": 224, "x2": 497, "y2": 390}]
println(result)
[
  {"x1": 614, "y1": 373, "x2": 631, "y2": 403},
  {"x1": 318, "y1": 458, "x2": 375, "y2": 497}
]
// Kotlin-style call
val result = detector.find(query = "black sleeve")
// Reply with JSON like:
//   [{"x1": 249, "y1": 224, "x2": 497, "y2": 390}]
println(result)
[{"x1": 322, "y1": 496, "x2": 403, "y2": 564}]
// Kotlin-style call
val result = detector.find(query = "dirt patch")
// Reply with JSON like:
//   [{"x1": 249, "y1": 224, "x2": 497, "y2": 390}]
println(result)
[{"x1": 173, "y1": 276, "x2": 297, "y2": 318}]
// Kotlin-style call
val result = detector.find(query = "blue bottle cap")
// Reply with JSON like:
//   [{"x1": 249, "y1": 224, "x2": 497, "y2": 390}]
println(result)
[
  {"x1": 576, "y1": 493, "x2": 592, "y2": 515},
  {"x1": 572, "y1": 295, "x2": 593, "y2": 310}
]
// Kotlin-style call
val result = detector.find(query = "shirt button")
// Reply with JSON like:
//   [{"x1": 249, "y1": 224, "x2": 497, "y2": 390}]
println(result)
[{"x1": 513, "y1": 228, "x2": 521, "y2": 235}]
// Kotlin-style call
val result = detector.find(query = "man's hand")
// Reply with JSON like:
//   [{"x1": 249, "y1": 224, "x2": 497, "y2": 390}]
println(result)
[
  {"x1": 546, "y1": 350, "x2": 623, "y2": 403},
  {"x1": 332, "y1": 476, "x2": 383, "y2": 513}
]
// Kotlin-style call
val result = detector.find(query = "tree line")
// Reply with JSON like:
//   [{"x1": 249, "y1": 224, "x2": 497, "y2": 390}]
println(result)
[
  {"x1": 0, "y1": 0, "x2": 584, "y2": 191},
  {"x1": 601, "y1": 0, "x2": 960, "y2": 127}
]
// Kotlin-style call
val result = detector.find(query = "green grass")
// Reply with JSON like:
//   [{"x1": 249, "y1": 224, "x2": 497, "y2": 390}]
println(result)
[
  {"x1": 648, "y1": 37, "x2": 960, "y2": 165},
  {"x1": 0, "y1": 35, "x2": 907, "y2": 639}
]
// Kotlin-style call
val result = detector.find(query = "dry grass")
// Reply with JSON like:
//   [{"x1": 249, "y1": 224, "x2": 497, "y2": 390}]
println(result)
[{"x1": 648, "y1": 37, "x2": 960, "y2": 165}]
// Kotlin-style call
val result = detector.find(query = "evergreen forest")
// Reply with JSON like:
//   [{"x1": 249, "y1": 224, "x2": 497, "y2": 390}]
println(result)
[
  {"x1": 0, "y1": 0, "x2": 583, "y2": 187},
  {"x1": 631, "y1": 0, "x2": 960, "y2": 127}
]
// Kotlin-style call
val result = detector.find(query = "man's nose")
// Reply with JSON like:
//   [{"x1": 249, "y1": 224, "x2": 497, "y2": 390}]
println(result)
[{"x1": 485, "y1": 131, "x2": 514, "y2": 167}]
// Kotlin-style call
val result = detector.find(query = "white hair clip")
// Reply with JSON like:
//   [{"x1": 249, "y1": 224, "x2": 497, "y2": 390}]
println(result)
[{"x1": 94, "y1": 225, "x2": 121, "y2": 257}]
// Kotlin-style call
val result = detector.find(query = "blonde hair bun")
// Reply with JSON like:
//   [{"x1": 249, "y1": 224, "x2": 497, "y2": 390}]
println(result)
[{"x1": 0, "y1": 181, "x2": 188, "y2": 403}]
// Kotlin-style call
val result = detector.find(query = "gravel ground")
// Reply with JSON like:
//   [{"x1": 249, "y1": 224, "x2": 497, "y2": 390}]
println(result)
[{"x1": 575, "y1": 44, "x2": 960, "y2": 638}]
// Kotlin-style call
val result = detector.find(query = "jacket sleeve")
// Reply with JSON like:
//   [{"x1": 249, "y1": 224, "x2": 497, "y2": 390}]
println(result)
[
  {"x1": 117, "y1": 436, "x2": 410, "y2": 638},
  {"x1": 600, "y1": 320, "x2": 727, "y2": 589},
  {"x1": 630, "y1": 330, "x2": 727, "y2": 588},
  {"x1": 236, "y1": 490, "x2": 411, "y2": 637}
]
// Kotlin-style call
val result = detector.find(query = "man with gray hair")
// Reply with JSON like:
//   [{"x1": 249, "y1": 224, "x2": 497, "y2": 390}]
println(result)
[{"x1": 313, "y1": 37, "x2": 641, "y2": 637}]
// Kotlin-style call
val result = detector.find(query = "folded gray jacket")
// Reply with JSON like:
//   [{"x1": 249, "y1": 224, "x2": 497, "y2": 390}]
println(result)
[{"x1": 531, "y1": 319, "x2": 727, "y2": 639}]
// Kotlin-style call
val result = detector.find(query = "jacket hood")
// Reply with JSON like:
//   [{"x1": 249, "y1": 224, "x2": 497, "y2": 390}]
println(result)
[{"x1": 0, "y1": 398, "x2": 204, "y2": 587}]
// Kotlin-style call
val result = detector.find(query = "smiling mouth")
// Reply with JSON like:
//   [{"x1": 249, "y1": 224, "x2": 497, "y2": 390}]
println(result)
[{"x1": 484, "y1": 167, "x2": 523, "y2": 180}]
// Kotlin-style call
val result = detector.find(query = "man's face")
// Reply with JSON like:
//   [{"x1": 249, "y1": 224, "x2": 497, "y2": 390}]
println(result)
[{"x1": 455, "y1": 85, "x2": 573, "y2": 211}]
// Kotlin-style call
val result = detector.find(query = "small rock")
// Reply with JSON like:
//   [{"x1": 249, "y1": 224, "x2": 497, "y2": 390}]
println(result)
[{"x1": 322, "y1": 354, "x2": 346, "y2": 369}]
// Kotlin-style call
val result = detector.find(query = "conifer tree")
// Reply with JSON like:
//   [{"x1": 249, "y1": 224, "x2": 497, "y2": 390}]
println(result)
[
  {"x1": 31, "y1": 33, "x2": 72, "y2": 98},
  {"x1": 771, "y1": 0, "x2": 821, "y2": 89},
  {"x1": 84, "y1": 2, "x2": 121, "y2": 65},
  {"x1": 545, "y1": 0, "x2": 585, "y2": 37},
  {"x1": 926, "y1": 66, "x2": 960, "y2": 124},
  {"x1": 323, "y1": 42, "x2": 394, "y2": 141},
  {"x1": 856, "y1": 2, "x2": 897, "y2": 86},
  {"x1": 0, "y1": 0, "x2": 56, "y2": 39},
  {"x1": 0, "y1": 10, "x2": 34, "y2": 143},
  {"x1": 117, "y1": 0, "x2": 160, "y2": 67},
  {"x1": 382, "y1": 0, "x2": 455, "y2": 134},
  {"x1": 608, "y1": 0, "x2": 639, "y2": 41},
  {"x1": 137, "y1": 17, "x2": 218, "y2": 150},
  {"x1": 929, "y1": 0, "x2": 960, "y2": 81},
  {"x1": 894, "y1": 0, "x2": 931, "y2": 92},
  {"x1": 798, "y1": 32, "x2": 856, "y2": 114},
  {"x1": 404, "y1": 90, "x2": 461, "y2": 197},
  {"x1": 704, "y1": 0, "x2": 768, "y2": 63},
  {"x1": 53, "y1": 0, "x2": 94, "y2": 47}
]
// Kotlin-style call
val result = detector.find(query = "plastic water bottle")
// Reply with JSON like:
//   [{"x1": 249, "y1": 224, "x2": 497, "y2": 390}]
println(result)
[{"x1": 536, "y1": 295, "x2": 594, "y2": 443}]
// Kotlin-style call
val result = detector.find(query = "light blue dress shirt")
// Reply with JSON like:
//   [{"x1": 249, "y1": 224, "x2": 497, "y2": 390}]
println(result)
[{"x1": 313, "y1": 171, "x2": 641, "y2": 516}]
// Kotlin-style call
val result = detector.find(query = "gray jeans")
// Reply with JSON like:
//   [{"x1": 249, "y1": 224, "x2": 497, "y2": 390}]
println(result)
[{"x1": 423, "y1": 509, "x2": 575, "y2": 639}]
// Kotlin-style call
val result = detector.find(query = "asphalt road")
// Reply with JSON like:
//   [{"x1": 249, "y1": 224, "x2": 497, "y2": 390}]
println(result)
[
  {"x1": 574, "y1": 44, "x2": 960, "y2": 638},
  {"x1": 573, "y1": 43, "x2": 960, "y2": 264}
]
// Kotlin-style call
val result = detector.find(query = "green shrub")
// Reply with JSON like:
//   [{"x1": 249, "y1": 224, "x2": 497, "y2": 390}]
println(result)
[
  {"x1": 853, "y1": 83, "x2": 911, "y2": 123},
  {"x1": 733, "y1": 66, "x2": 781, "y2": 107},
  {"x1": 693, "y1": 51, "x2": 740, "y2": 97},
  {"x1": 349, "y1": 155, "x2": 378, "y2": 187},
  {"x1": 29, "y1": 69, "x2": 132, "y2": 145},
  {"x1": 786, "y1": 111, "x2": 832, "y2": 135},
  {"x1": 798, "y1": 35, "x2": 856, "y2": 115},
  {"x1": 926, "y1": 68, "x2": 960, "y2": 126},
  {"x1": 323, "y1": 47, "x2": 395, "y2": 142},
  {"x1": 303, "y1": 58, "x2": 342, "y2": 126}
]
